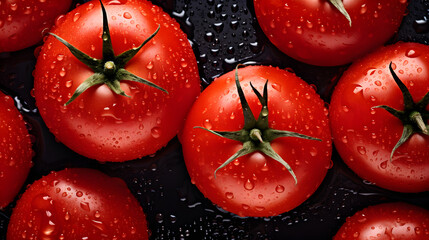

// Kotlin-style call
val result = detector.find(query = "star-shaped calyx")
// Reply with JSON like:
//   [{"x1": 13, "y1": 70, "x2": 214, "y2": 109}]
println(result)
[
  {"x1": 195, "y1": 65, "x2": 321, "y2": 184},
  {"x1": 374, "y1": 62, "x2": 429, "y2": 161},
  {"x1": 49, "y1": 0, "x2": 167, "y2": 106}
]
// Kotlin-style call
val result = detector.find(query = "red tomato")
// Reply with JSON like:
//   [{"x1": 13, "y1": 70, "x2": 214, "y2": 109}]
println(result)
[
  {"x1": 329, "y1": 42, "x2": 429, "y2": 192},
  {"x1": 0, "y1": 91, "x2": 32, "y2": 208},
  {"x1": 180, "y1": 65, "x2": 332, "y2": 217},
  {"x1": 7, "y1": 168, "x2": 148, "y2": 240},
  {"x1": 34, "y1": 0, "x2": 200, "y2": 162},
  {"x1": 253, "y1": 0, "x2": 408, "y2": 66},
  {"x1": 0, "y1": 0, "x2": 73, "y2": 52},
  {"x1": 334, "y1": 202, "x2": 429, "y2": 240}
]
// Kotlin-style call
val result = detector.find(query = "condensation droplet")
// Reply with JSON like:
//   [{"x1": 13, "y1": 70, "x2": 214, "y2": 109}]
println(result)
[
  {"x1": 275, "y1": 185, "x2": 285, "y2": 193},
  {"x1": 244, "y1": 179, "x2": 254, "y2": 190}
]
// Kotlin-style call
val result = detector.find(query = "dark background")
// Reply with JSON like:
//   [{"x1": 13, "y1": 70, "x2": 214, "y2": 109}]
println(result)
[{"x1": 0, "y1": 0, "x2": 428, "y2": 239}]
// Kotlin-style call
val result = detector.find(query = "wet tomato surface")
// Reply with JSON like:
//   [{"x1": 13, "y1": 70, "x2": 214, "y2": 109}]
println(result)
[
  {"x1": 181, "y1": 65, "x2": 332, "y2": 217},
  {"x1": 330, "y1": 42, "x2": 429, "y2": 193},
  {"x1": 7, "y1": 168, "x2": 148, "y2": 240}
]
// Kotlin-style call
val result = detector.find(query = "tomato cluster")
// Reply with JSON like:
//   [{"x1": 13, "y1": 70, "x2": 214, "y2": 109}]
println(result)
[{"x1": 0, "y1": 0, "x2": 428, "y2": 239}]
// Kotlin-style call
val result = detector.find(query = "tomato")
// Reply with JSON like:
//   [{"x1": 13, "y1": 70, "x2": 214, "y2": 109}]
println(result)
[
  {"x1": 7, "y1": 168, "x2": 148, "y2": 240},
  {"x1": 334, "y1": 202, "x2": 429, "y2": 240},
  {"x1": 34, "y1": 0, "x2": 200, "y2": 162},
  {"x1": 253, "y1": 0, "x2": 408, "y2": 66},
  {"x1": 0, "y1": 91, "x2": 33, "y2": 208},
  {"x1": 329, "y1": 42, "x2": 429, "y2": 193},
  {"x1": 180, "y1": 65, "x2": 332, "y2": 217},
  {"x1": 0, "y1": 0, "x2": 73, "y2": 52}
]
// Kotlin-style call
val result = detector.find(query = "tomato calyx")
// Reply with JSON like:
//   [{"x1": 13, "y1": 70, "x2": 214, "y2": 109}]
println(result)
[
  {"x1": 49, "y1": 0, "x2": 167, "y2": 106},
  {"x1": 329, "y1": 0, "x2": 352, "y2": 26},
  {"x1": 195, "y1": 65, "x2": 321, "y2": 184},
  {"x1": 373, "y1": 62, "x2": 429, "y2": 161}
]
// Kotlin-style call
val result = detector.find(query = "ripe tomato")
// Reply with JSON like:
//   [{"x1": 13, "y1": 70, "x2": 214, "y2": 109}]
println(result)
[
  {"x1": 329, "y1": 42, "x2": 429, "y2": 193},
  {"x1": 180, "y1": 65, "x2": 332, "y2": 217},
  {"x1": 253, "y1": 0, "x2": 408, "y2": 66},
  {"x1": 34, "y1": 0, "x2": 200, "y2": 162},
  {"x1": 334, "y1": 202, "x2": 429, "y2": 240},
  {"x1": 7, "y1": 168, "x2": 148, "y2": 240},
  {"x1": 0, "y1": 0, "x2": 73, "y2": 52},
  {"x1": 0, "y1": 91, "x2": 33, "y2": 208}
]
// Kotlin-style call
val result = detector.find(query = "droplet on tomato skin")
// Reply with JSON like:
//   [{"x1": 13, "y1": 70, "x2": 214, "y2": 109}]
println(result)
[
  {"x1": 309, "y1": 147, "x2": 318, "y2": 157},
  {"x1": 357, "y1": 146, "x2": 367, "y2": 155},
  {"x1": 123, "y1": 12, "x2": 132, "y2": 19},
  {"x1": 225, "y1": 192, "x2": 234, "y2": 199},
  {"x1": 80, "y1": 202, "x2": 90, "y2": 212},
  {"x1": 151, "y1": 127, "x2": 161, "y2": 139},
  {"x1": 360, "y1": 4, "x2": 368, "y2": 14},
  {"x1": 255, "y1": 206, "x2": 265, "y2": 212},
  {"x1": 64, "y1": 211, "x2": 71, "y2": 221},
  {"x1": 244, "y1": 179, "x2": 254, "y2": 190},
  {"x1": 405, "y1": 49, "x2": 420, "y2": 58},
  {"x1": 275, "y1": 185, "x2": 285, "y2": 193},
  {"x1": 73, "y1": 12, "x2": 81, "y2": 22},
  {"x1": 203, "y1": 119, "x2": 212, "y2": 129}
]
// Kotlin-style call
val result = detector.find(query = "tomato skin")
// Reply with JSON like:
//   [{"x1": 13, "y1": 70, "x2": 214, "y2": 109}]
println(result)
[
  {"x1": 34, "y1": 0, "x2": 200, "y2": 162},
  {"x1": 253, "y1": 0, "x2": 408, "y2": 66},
  {"x1": 181, "y1": 66, "x2": 332, "y2": 217},
  {"x1": 334, "y1": 202, "x2": 429, "y2": 240},
  {"x1": 329, "y1": 42, "x2": 429, "y2": 193},
  {"x1": 0, "y1": 0, "x2": 73, "y2": 52},
  {"x1": 0, "y1": 91, "x2": 33, "y2": 209},
  {"x1": 7, "y1": 168, "x2": 148, "y2": 240}
]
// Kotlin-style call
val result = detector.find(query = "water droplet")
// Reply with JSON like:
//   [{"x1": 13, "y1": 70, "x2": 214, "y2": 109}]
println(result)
[
  {"x1": 203, "y1": 119, "x2": 212, "y2": 129},
  {"x1": 73, "y1": 13, "x2": 81, "y2": 22},
  {"x1": 64, "y1": 212, "x2": 70, "y2": 221},
  {"x1": 380, "y1": 161, "x2": 388, "y2": 169},
  {"x1": 80, "y1": 202, "x2": 90, "y2": 212},
  {"x1": 94, "y1": 210, "x2": 101, "y2": 218},
  {"x1": 59, "y1": 68, "x2": 66, "y2": 77},
  {"x1": 405, "y1": 49, "x2": 420, "y2": 58},
  {"x1": 10, "y1": 3, "x2": 18, "y2": 11},
  {"x1": 225, "y1": 192, "x2": 234, "y2": 199},
  {"x1": 272, "y1": 83, "x2": 281, "y2": 92},
  {"x1": 360, "y1": 4, "x2": 367, "y2": 14},
  {"x1": 76, "y1": 191, "x2": 83, "y2": 197},
  {"x1": 310, "y1": 148, "x2": 318, "y2": 157},
  {"x1": 123, "y1": 12, "x2": 132, "y2": 19},
  {"x1": 151, "y1": 127, "x2": 161, "y2": 138},
  {"x1": 244, "y1": 179, "x2": 254, "y2": 190},
  {"x1": 275, "y1": 185, "x2": 285, "y2": 193},
  {"x1": 56, "y1": 54, "x2": 64, "y2": 61},
  {"x1": 357, "y1": 146, "x2": 367, "y2": 155},
  {"x1": 255, "y1": 206, "x2": 265, "y2": 211},
  {"x1": 146, "y1": 61, "x2": 153, "y2": 69}
]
